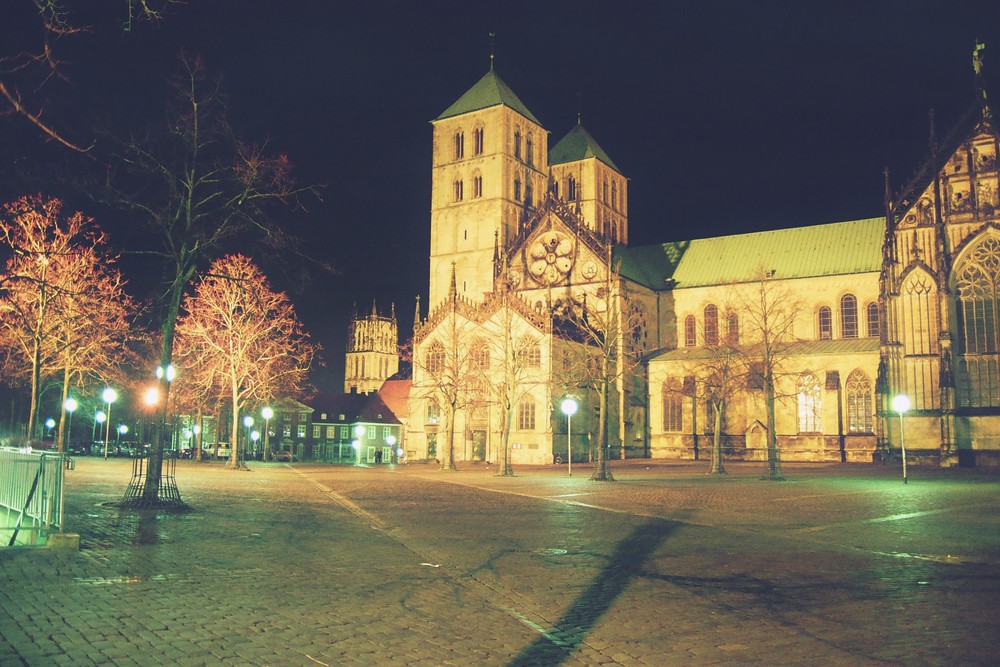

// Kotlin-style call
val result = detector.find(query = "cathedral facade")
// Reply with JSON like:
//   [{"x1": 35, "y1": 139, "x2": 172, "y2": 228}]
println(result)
[
  {"x1": 405, "y1": 55, "x2": 1000, "y2": 468},
  {"x1": 344, "y1": 302, "x2": 399, "y2": 395}
]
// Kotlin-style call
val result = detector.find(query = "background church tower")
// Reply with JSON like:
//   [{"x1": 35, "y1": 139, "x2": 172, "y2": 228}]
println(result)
[
  {"x1": 344, "y1": 302, "x2": 399, "y2": 394},
  {"x1": 428, "y1": 64, "x2": 549, "y2": 306}
]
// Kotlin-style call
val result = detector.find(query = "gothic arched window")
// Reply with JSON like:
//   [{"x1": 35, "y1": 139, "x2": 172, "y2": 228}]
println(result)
[
  {"x1": 517, "y1": 337, "x2": 541, "y2": 368},
  {"x1": 454, "y1": 131, "x2": 464, "y2": 159},
  {"x1": 526, "y1": 133, "x2": 534, "y2": 167},
  {"x1": 684, "y1": 315, "x2": 696, "y2": 347},
  {"x1": 525, "y1": 182, "x2": 533, "y2": 207},
  {"x1": 866, "y1": 302, "x2": 880, "y2": 338},
  {"x1": 514, "y1": 176, "x2": 521, "y2": 202},
  {"x1": 603, "y1": 178, "x2": 609, "y2": 204},
  {"x1": 797, "y1": 372, "x2": 822, "y2": 433},
  {"x1": 611, "y1": 181, "x2": 618, "y2": 210},
  {"x1": 470, "y1": 338, "x2": 490, "y2": 370},
  {"x1": 661, "y1": 380, "x2": 683, "y2": 432},
  {"x1": 841, "y1": 294, "x2": 858, "y2": 338},
  {"x1": 955, "y1": 235, "x2": 1000, "y2": 407},
  {"x1": 453, "y1": 179, "x2": 463, "y2": 202},
  {"x1": 474, "y1": 127, "x2": 484, "y2": 155},
  {"x1": 567, "y1": 176, "x2": 577, "y2": 201},
  {"x1": 818, "y1": 306, "x2": 832, "y2": 340},
  {"x1": 846, "y1": 369, "x2": 873, "y2": 433},
  {"x1": 516, "y1": 400, "x2": 536, "y2": 430},
  {"x1": 425, "y1": 341, "x2": 445, "y2": 374},
  {"x1": 704, "y1": 304, "x2": 719, "y2": 347},
  {"x1": 726, "y1": 312, "x2": 739, "y2": 344},
  {"x1": 473, "y1": 175, "x2": 483, "y2": 198},
  {"x1": 513, "y1": 130, "x2": 522, "y2": 159}
]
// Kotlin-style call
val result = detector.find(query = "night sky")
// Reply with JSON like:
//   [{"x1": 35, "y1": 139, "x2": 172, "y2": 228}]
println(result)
[{"x1": 4, "y1": 0, "x2": 1000, "y2": 391}]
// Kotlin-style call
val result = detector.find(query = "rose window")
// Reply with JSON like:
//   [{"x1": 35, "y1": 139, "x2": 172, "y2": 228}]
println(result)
[{"x1": 528, "y1": 231, "x2": 574, "y2": 285}]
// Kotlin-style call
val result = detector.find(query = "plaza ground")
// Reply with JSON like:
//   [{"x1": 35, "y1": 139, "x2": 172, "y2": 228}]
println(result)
[{"x1": 2, "y1": 457, "x2": 999, "y2": 666}]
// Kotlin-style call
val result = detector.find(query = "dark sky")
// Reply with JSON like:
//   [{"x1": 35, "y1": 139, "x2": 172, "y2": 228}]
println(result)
[{"x1": 4, "y1": 0, "x2": 1000, "y2": 391}]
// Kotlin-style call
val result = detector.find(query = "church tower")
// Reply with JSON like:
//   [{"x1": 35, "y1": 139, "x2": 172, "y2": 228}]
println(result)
[
  {"x1": 344, "y1": 302, "x2": 399, "y2": 394},
  {"x1": 549, "y1": 120, "x2": 629, "y2": 244},
  {"x1": 428, "y1": 65, "x2": 549, "y2": 306}
]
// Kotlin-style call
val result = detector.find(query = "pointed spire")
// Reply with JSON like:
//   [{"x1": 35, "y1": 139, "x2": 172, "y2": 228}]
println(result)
[
  {"x1": 974, "y1": 41, "x2": 993, "y2": 124},
  {"x1": 492, "y1": 229, "x2": 500, "y2": 281},
  {"x1": 413, "y1": 295, "x2": 421, "y2": 336},
  {"x1": 489, "y1": 32, "x2": 496, "y2": 72},
  {"x1": 449, "y1": 261, "x2": 457, "y2": 301},
  {"x1": 390, "y1": 302, "x2": 396, "y2": 320},
  {"x1": 371, "y1": 299, "x2": 378, "y2": 317}
]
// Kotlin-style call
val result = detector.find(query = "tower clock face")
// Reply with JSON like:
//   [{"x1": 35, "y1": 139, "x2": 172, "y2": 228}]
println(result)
[{"x1": 527, "y1": 231, "x2": 574, "y2": 286}]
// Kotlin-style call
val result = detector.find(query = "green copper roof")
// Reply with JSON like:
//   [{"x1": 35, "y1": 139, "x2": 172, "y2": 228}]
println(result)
[
  {"x1": 618, "y1": 217, "x2": 885, "y2": 290},
  {"x1": 549, "y1": 124, "x2": 621, "y2": 172},
  {"x1": 436, "y1": 69, "x2": 541, "y2": 124}
]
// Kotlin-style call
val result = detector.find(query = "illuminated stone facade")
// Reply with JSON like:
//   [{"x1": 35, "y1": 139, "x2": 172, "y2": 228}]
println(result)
[
  {"x1": 409, "y1": 58, "x2": 1000, "y2": 467},
  {"x1": 344, "y1": 303, "x2": 399, "y2": 395}
]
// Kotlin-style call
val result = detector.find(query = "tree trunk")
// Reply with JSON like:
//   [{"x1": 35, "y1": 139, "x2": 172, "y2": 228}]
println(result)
[
  {"x1": 56, "y1": 363, "x2": 71, "y2": 452},
  {"x1": 440, "y1": 407, "x2": 458, "y2": 471},
  {"x1": 764, "y1": 374, "x2": 784, "y2": 481},
  {"x1": 496, "y1": 400, "x2": 514, "y2": 477},
  {"x1": 592, "y1": 377, "x2": 614, "y2": 481},
  {"x1": 708, "y1": 401, "x2": 726, "y2": 474}
]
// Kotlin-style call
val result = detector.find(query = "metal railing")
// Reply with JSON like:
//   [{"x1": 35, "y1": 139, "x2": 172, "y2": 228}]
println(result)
[{"x1": 0, "y1": 447, "x2": 66, "y2": 547}]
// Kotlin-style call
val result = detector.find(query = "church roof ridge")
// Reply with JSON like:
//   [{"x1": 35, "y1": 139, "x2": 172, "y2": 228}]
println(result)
[
  {"x1": 435, "y1": 69, "x2": 541, "y2": 125},
  {"x1": 548, "y1": 123, "x2": 621, "y2": 172}
]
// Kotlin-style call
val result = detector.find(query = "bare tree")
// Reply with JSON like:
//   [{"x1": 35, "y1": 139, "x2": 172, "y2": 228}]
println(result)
[
  {"x1": 174, "y1": 254, "x2": 315, "y2": 469},
  {"x1": 735, "y1": 271, "x2": 803, "y2": 481},
  {"x1": 102, "y1": 55, "x2": 313, "y2": 503},
  {"x1": 0, "y1": 195, "x2": 126, "y2": 445}
]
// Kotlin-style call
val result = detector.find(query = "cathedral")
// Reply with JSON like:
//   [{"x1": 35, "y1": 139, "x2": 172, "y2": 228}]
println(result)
[
  {"x1": 344, "y1": 302, "x2": 398, "y2": 395},
  {"x1": 404, "y1": 49, "x2": 1000, "y2": 468}
]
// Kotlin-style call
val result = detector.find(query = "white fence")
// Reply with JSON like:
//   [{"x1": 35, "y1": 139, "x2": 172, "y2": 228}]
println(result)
[{"x1": 0, "y1": 447, "x2": 66, "y2": 547}]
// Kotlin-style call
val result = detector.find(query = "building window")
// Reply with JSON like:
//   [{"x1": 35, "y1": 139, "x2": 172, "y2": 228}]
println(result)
[
  {"x1": 514, "y1": 177, "x2": 521, "y2": 202},
  {"x1": 516, "y1": 400, "x2": 536, "y2": 430},
  {"x1": 514, "y1": 130, "x2": 521, "y2": 159},
  {"x1": 726, "y1": 312, "x2": 739, "y2": 344},
  {"x1": 704, "y1": 304, "x2": 719, "y2": 346},
  {"x1": 551, "y1": 180, "x2": 559, "y2": 197},
  {"x1": 841, "y1": 294, "x2": 858, "y2": 338},
  {"x1": 661, "y1": 382, "x2": 683, "y2": 432},
  {"x1": 454, "y1": 179, "x2": 463, "y2": 202},
  {"x1": 426, "y1": 400, "x2": 440, "y2": 424},
  {"x1": 297, "y1": 425, "x2": 306, "y2": 438},
  {"x1": 567, "y1": 176, "x2": 577, "y2": 201},
  {"x1": 454, "y1": 132, "x2": 464, "y2": 159},
  {"x1": 312, "y1": 425, "x2": 320, "y2": 439},
  {"x1": 797, "y1": 372, "x2": 822, "y2": 433},
  {"x1": 525, "y1": 182, "x2": 533, "y2": 207},
  {"x1": 340, "y1": 426, "x2": 348, "y2": 439},
  {"x1": 327, "y1": 426, "x2": 335, "y2": 439},
  {"x1": 526, "y1": 134, "x2": 534, "y2": 166},
  {"x1": 603, "y1": 179, "x2": 609, "y2": 204},
  {"x1": 611, "y1": 181, "x2": 618, "y2": 210},
  {"x1": 517, "y1": 337, "x2": 541, "y2": 367},
  {"x1": 383, "y1": 426, "x2": 391, "y2": 439},
  {"x1": 866, "y1": 302, "x2": 880, "y2": 338},
  {"x1": 425, "y1": 340, "x2": 445, "y2": 374},
  {"x1": 684, "y1": 315, "x2": 696, "y2": 347},
  {"x1": 470, "y1": 339, "x2": 490, "y2": 370},
  {"x1": 819, "y1": 306, "x2": 832, "y2": 340},
  {"x1": 846, "y1": 369, "x2": 873, "y2": 433},
  {"x1": 955, "y1": 236, "x2": 1000, "y2": 408},
  {"x1": 368, "y1": 426, "x2": 375, "y2": 439},
  {"x1": 473, "y1": 175, "x2": 483, "y2": 198},
  {"x1": 474, "y1": 127, "x2": 484, "y2": 155}
]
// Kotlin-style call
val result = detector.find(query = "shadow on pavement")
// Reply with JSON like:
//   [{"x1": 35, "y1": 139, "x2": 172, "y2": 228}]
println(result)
[{"x1": 507, "y1": 518, "x2": 679, "y2": 666}]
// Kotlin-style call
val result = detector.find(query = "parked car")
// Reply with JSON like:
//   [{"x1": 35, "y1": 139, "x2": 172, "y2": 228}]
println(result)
[{"x1": 272, "y1": 450, "x2": 293, "y2": 462}]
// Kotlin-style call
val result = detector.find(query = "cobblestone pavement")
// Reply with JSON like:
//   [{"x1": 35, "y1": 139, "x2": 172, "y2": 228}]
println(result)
[{"x1": 2, "y1": 458, "x2": 999, "y2": 666}]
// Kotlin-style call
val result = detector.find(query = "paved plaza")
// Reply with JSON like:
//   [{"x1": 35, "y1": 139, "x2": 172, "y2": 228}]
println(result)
[{"x1": 2, "y1": 457, "x2": 999, "y2": 666}]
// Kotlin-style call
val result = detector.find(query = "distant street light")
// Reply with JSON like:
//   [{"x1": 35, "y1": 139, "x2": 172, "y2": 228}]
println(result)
[
  {"x1": 243, "y1": 415, "x2": 254, "y2": 460},
  {"x1": 892, "y1": 394, "x2": 910, "y2": 484},
  {"x1": 94, "y1": 410, "x2": 106, "y2": 445},
  {"x1": 261, "y1": 406, "x2": 273, "y2": 460},
  {"x1": 118, "y1": 423, "x2": 129, "y2": 443},
  {"x1": 45, "y1": 417, "x2": 55, "y2": 440},
  {"x1": 561, "y1": 397, "x2": 578, "y2": 476},
  {"x1": 102, "y1": 387, "x2": 117, "y2": 459},
  {"x1": 64, "y1": 398, "x2": 78, "y2": 449}
]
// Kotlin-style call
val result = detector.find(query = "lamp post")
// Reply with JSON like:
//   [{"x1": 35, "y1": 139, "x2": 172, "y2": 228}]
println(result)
[
  {"x1": 94, "y1": 410, "x2": 106, "y2": 450},
  {"x1": 892, "y1": 394, "x2": 910, "y2": 484},
  {"x1": 118, "y1": 424, "x2": 129, "y2": 448},
  {"x1": 102, "y1": 387, "x2": 117, "y2": 459},
  {"x1": 63, "y1": 397, "x2": 77, "y2": 451},
  {"x1": 261, "y1": 406, "x2": 273, "y2": 460},
  {"x1": 243, "y1": 415, "x2": 254, "y2": 461},
  {"x1": 354, "y1": 424, "x2": 366, "y2": 464},
  {"x1": 45, "y1": 417, "x2": 55, "y2": 441},
  {"x1": 386, "y1": 434, "x2": 398, "y2": 463},
  {"x1": 561, "y1": 397, "x2": 579, "y2": 476}
]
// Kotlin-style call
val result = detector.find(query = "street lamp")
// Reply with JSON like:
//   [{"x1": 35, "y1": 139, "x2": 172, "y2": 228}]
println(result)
[
  {"x1": 94, "y1": 410, "x2": 106, "y2": 447},
  {"x1": 561, "y1": 397, "x2": 579, "y2": 476},
  {"x1": 64, "y1": 397, "x2": 77, "y2": 449},
  {"x1": 892, "y1": 394, "x2": 910, "y2": 484},
  {"x1": 261, "y1": 406, "x2": 273, "y2": 460},
  {"x1": 386, "y1": 434, "x2": 398, "y2": 463},
  {"x1": 45, "y1": 417, "x2": 55, "y2": 440},
  {"x1": 118, "y1": 423, "x2": 129, "y2": 444},
  {"x1": 102, "y1": 387, "x2": 117, "y2": 459},
  {"x1": 243, "y1": 415, "x2": 254, "y2": 460}
]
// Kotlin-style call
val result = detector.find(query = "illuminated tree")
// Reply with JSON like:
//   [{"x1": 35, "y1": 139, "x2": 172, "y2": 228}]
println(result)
[
  {"x1": 174, "y1": 254, "x2": 315, "y2": 469},
  {"x1": 0, "y1": 196, "x2": 96, "y2": 442}
]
